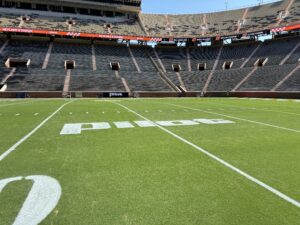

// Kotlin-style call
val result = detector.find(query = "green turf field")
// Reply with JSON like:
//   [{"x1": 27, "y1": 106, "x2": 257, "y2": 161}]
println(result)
[{"x1": 0, "y1": 98, "x2": 300, "y2": 225}]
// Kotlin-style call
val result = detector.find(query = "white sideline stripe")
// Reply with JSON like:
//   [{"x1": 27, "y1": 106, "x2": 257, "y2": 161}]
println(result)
[
  {"x1": 167, "y1": 103, "x2": 300, "y2": 134},
  {"x1": 203, "y1": 101, "x2": 300, "y2": 117},
  {"x1": 0, "y1": 101, "x2": 33, "y2": 108},
  {"x1": 0, "y1": 101, "x2": 73, "y2": 162},
  {"x1": 113, "y1": 102, "x2": 300, "y2": 208}
]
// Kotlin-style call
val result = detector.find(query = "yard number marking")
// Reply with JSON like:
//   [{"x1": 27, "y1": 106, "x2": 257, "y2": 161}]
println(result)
[{"x1": 0, "y1": 175, "x2": 61, "y2": 225}]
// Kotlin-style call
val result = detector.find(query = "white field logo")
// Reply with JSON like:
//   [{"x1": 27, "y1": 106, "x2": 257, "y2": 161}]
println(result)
[{"x1": 60, "y1": 118, "x2": 235, "y2": 135}]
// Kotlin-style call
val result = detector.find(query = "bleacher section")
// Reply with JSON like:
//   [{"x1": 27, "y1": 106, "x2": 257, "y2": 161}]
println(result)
[
  {"x1": 0, "y1": 35, "x2": 300, "y2": 93},
  {"x1": 218, "y1": 43, "x2": 259, "y2": 69},
  {"x1": 286, "y1": 39, "x2": 300, "y2": 64},
  {"x1": 6, "y1": 68, "x2": 65, "y2": 91},
  {"x1": 279, "y1": 0, "x2": 300, "y2": 26},
  {"x1": 94, "y1": 44, "x2": 137, "y2": 71},
  {"x1": 48, "y1": 42, "x2": 92, "y2": 70},
  {"x1": 70, "y1": 70, "x2": 125, "y2": 92},
  {"x1": 0, "y1": 67, "x2": 12, "y2": 83},
  {"x1": 206, "y1": 9, "x2": 243, "y2": 35},
  {"x1": 0, "y1": 1, "x2": 299, "y2": 38},
  {"x1": 277, "y1": 66, "x2": 300, "y2": 91},
  {"x1": 140, "y1": 1, "x2": 300, "y2": 37},
  {"x1": 179, "y1": 71, "x2": 211, "y2": 91},
  {"x1": 164, "y1": 71, "x2": 211, "y2": 92},
  {"x1": 0, "y1": 12, "x2": 145, "y2": 36},
  {"x1": 208, "y1": 67, "x2": 253, "y2": 91},
  {"x1": 0, "y1": 39, "x2": 48, "y2": 68},
  {"x1": 130, "y1": 46, "x2": 156, "y2": 71},
  {"x1": 155, "y1": 47, "x2": 187, "y2": 71},
  {"x1": 239, "y1": 64, "x2": 297, "y2": 91},
  {"x1": 140, "y1": 14, "x2": 168, "y2": 36},
  {"x1": 167, "y1": 14, "x2": 203, "y2": 36},
  {"x1": 240, "y1": 1, "x2": 288, "y2": 32},
  {"x1": 245, "y1": 37, "x2": 300, "y2": 67},
  {"x1": 122, "y1": 71, "x2": 172, "y2": 91},
  {"x1": 0, "y1": 13, "x2": 20, "y2": 27},
  {"x1": 22, "y1": 15, "x2": 68, "y2": 31},
  {"x1": 190, "y1": 46, "x2": 221, "y2": 70}
]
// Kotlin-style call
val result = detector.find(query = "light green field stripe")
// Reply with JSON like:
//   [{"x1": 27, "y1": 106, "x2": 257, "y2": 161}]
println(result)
[
  {"x1": 202, "y1": 100, "x2": 300, "y2": 116},
  {"x1": 113, "y1": 101, "x2": 300, "y2": 208},
  {"x1": 0, "y1": 100, "x2": 74, "y2": 162}
]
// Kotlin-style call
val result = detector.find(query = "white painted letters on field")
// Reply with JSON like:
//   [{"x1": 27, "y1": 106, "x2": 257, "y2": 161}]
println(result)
[
  {"x1": 114, "y1": 121, "x2": 135, "y2": 129},
  {"x1": 134, "y1": 120, "x2": 156, "y2": 127},
  {"x1": 156, "y1": 120, "x2": 199, "y2": 127},
  {"x1": 60, "y1": 122, "x2": 110, "y2": 135},
  {"x1": 60, "y1": 119, "x2": 235, "y2": 135},
  {"x1": 193, "y1": 119, "x2": 235, "y2": 124}
]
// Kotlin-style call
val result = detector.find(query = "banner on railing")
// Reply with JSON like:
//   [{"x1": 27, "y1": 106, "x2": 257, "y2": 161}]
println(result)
[
  {"x1": 1, "y1": 23, "x2": 300, "y2": 42},
  {"x1": 271, "y1": 24, "x2": 300, "y2": 33},
  {"x1": 0, "y1": 27, "x2": 163, "y2": 42}
]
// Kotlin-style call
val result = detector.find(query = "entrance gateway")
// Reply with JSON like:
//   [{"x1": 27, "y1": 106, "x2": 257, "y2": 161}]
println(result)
[{"x1": 60, "y1": 118, "x2": 235, "y2": 135}]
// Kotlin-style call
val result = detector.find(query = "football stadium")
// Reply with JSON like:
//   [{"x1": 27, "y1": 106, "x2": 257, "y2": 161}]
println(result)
[{"x1": 0, "y1": 0, "x2": 300, "y2": 224}]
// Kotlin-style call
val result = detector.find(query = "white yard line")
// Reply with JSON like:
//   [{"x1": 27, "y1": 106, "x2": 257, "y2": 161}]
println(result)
[
  {"x1": 165, "y1": 103, "x2": 300, "y2": 133},
  {"x1": 202, "y1": 101, "x2": 300, "y2": 117},
  {"x1": 0, "y1": 101, "x2": 73, "y2": 162},
  {"x1": 0, "y1": 101, "x2": 34, "y2": 108},
  {"x1": 113, "y1": 101, "x2": 300, "y2": 208}
]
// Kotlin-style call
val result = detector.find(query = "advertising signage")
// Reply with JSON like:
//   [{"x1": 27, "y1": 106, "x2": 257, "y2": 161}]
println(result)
[{"x1": 1, "y1": 23, "x2": 299, "y2": 43}]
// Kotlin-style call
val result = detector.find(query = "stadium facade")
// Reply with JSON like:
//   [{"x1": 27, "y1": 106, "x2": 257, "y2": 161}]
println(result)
[{"x1": 0, "y1": 0, "x2": 299, "y2": 98}]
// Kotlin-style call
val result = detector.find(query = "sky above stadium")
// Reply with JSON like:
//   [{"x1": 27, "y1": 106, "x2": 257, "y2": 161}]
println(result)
[{"x1": 141, "y1": 0, "x2": 280, "y2": 14}]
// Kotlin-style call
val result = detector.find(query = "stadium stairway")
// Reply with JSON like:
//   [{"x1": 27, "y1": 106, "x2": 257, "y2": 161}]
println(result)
[
  {"x1": 63, "y1": 69, "x2": 71, "y2": 95},
  {"x1": 147, "y1": 49, "x2": 181, "y2": 92},
  {"x1": 238, "y1": 64, "x2": 298, "y2": 91},
  {"x1": 203, "y1": 46, "x2": 223, "y2": 92},
  {"x1": 276, "y1": 65, "x2": 300, "y2": 91},
  {"x1": 280, "y1": 40, "x2": 300, "y2": 65},
  {"x1": 272, "y1": 64, "x2": 300, "y2": 91}
]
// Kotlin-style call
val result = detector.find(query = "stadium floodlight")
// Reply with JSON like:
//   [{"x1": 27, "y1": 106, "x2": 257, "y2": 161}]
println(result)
[{"x1": 257, "y1": 0, "x2": 264, "y2": 5}]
